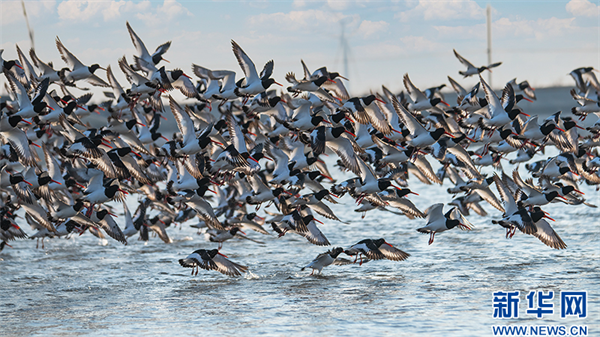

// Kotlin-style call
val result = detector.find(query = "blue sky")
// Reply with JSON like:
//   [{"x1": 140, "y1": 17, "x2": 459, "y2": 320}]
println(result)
[{"x1": 1, "y1": 0, "x2": 598, "y2": 99}]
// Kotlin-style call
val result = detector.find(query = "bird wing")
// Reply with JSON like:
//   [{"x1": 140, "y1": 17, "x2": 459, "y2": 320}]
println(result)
[
  {"x1": 327, "y1": 137, "x2": 361, "y2": 176},
  {"x1": 212, "y1": 254, "x2": 248, "y2": 276},
  {"x1": 55, "y1": 37, "x2": 84, "y2": 70},
  {"x1": 493, "y1": 173, "x2": 518, "y2": 216},
  {"x1": 447, "y1": 76, "x2": 467, "y2": 96},
  {"x1": 152, "y1": 41, "x2": 171, "y2": 60},
  {"x1": 169, "y1": 96, "x2": 195, "y2": 144},
  {"x1": 212, "y1": 70, "x2": 237, "y2": 91},
  {"x1": 226, "y1": 112, "x2": 248, "y2": 154},
  {"x1": 29, "y1": 48, "x2": 56, "y2": 75},
  {"x1": 533, "y1": 219, "x2": 567, "y2": 250},
  {"x1": 391, "y1": 94, "x2": 427, "y2": 136},
  {"x1": 378, "y1": 243, "x2": 410, "y2": 261},
  {"x1": 192, "y1": 64, "x2": 212, "y2": 79},
  {"x1": 106, "y1": 65, "x2": 125, "y2": 98},
  {"x1": 448, "y1": 206, "x2": 474, "y2": 230},
  {"x1": 85, "y1": 73, "x2": 110, "y2": 88},
  {"x1": 356, "y1": 156, "x2": 376, "y2": 185},
  {"x1": 300, "y1": 59, "x2": 311, "y2": 80},
  {"x1": 231, "y1": 40, "x2": 258, "y2": 83},
  {"x1": 453, "y1": 49, "x2": 476, "y2": 69},
  {"x1": 259, "y1": 60, "x2": 274, "y2": 80},
  {"x1": 248, "y1": 174, "x2": 270, "y2": 195},
  {"x1": 126, "y1": 21, "x2": 151, "y2": 61},
  {"x1": 0, "y1": 128, "x2": 36, "y2": 167},
  {"x1": 118, "y1": 56, "x2": 148, "y2": 86},
  {"x1": 403, "y1": 74, "x2": 427, "y2": 103},
  {"x1": 479, "y1": 74, "x2": 503, "y2": 117},
  {"x1": 424, "y1": 203, "x2": 445, "y2": 224},
  {"x1": 99, "y1": 215, "x2": 127, "y2": 245}
]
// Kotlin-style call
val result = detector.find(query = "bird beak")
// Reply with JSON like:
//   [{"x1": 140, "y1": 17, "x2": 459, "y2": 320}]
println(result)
[
  {"x1": 21, "y1": 119, "x2": 32, "y2": 125},
  {"x1": 161, "y1": 115, "x2": 168, "y2": 121},
  {"x1": 520, "y1": 112, "x2": 530, "y2": 117},
  {"x1": 75, "y1": 182, "x2": 86, "y2": 188},
  {"x1": 183, "y1": 73, "x2": 192, "y2": 79},
  {"x1": 99, "y1": 66, "x2": 106, "y2": 71},
  {"x1": 327, "y1": 79, "x2": 336, "y2": 84},
  {"x1": 239, "y1": 230, "x2": 246, "y2": 235},
  {"x1": 543, "y1": 214, "x2": 555, "y2": 221},
  {"x1": 556, "y1": 127, "x2": 565, "y2": 132},
  {"x1": 375, "y1": 97, "x2": 387, "y2": 104},
  {"x1": 77, "y1": 105, "x2": 87, "y2": 111},
  {"x1": 22, "y1": 179, "x2": 33, "y2": 186},
  {"x1": 523, "y1": 97, "x2": 533, "y2": 102},
  {"x1": 31, "y1": 142, "x2": 41, "y2": 148},
  {"x1": 108, "y1": 211, "x2": 118, "y2": 217},
  {"x1": 574, "y1": 189, "x2": 584, "y2": 195},
  {"x1": 440, "y1": 100, "x2": 450, "y2": 106},
  {"x1": 217, "y1": 252, "x2": 229, "y2": 258},
  {"x1": 51, "y1": 179, "x2": 62, "y2": 185},
  {"x1": 313, "y1": 218, "x2": 324, "y2": 224},
  {"x1": 444, "y1": 131, "x2": 455, "y2": 138},
  {"x1": 465, "y1": 136, "x2": 476, "y2": 142},
  {"x1": 162, "y1": 58, "x2": 170, "y2": 63},
  {"x1": 337, "y1": 75, "x2": 349, "y2": 81},
  {"x1": 320, "y1": 174, "x2": 334, "y2": 181},
  {"x1": 255, "y1": 215, "x2": 265, "y2": 221},
  {"x1": 263, "y1": 155, "x2": 273, "y2": 161},
  {"x1": 274, "y1": 81, "x2": 283, "y2": 87},
  {"x1": 160, "y1": 136, "x2": 169, "y2": 141},
  {"x1": 410, "y1": 191, "x2": 419, "y2": 196},
  {"x1": 118, "y1": 189, "x2": 129, "y2": 195},
  {"x1": 248, "y1": 156, "x2": 259, "y2": 163},
  {"x1": 344, "y1": 130, "x2": 356, "y2": 137},
  {"x1": 137, "y1": 122, "x2": 146, "y2": 127},
  {"x1": 210, "y1": 140, "x2": 224, "y2": 146}
]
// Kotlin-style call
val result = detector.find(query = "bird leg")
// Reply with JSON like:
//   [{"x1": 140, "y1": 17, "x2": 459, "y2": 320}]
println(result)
[
  {"x1": 428, "y1": 232, "x2": 436, "y2": 245},
  {"x1": 36, "y1": 238, "x2": 39, "y2": 249},
  {"x1": 42, "y1": 238, "x2": 45, "y2": 249},
  {"x1": 310, "y1": 269, "x2": 314, "y2": 276},
  {"x1": 359, "y1": 255, "x2": 364, "y2": 266}
]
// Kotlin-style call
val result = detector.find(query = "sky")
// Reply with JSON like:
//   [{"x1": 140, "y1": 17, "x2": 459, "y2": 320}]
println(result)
[{"x1": 1, "y1": 0, "x2": 599, "y2": 100}]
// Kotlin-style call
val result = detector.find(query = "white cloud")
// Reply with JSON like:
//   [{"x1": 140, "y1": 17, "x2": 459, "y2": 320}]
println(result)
[
  {"x1": 248, "y1": 10, "x2": 359, "y2": 33},
  {"x1": 1, "y1": 0, "x2": 56, "y2": 26},
  {"x1": 55, "y1": 0, "x2": 189, "y2": 24},
  {"x1": 292, "y1": 0, "x2": 306, "y2": 8},
  {"x1": 435, "y1": 17, "x2": 579, "y2": 41},
  {"x1": 396, "y1": 0, "x2": 485, "y2": 22},
  {"x1": 400, "y1": 36, "x2": 439, "y2": 52},
  {"x1": 327, "y1": 0, "x2": 348, "y2": 11},
  {"x1": 357, "y1": 20, "x2": 389, "y2": 38},
  {"x1": 566, "y1": 0, "x2": 599, "y2": 17}
]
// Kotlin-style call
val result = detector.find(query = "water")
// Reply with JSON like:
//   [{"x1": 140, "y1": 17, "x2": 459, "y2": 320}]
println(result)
[{"x1": 2, "y1": 87, "x2": 599, "y2": 335}]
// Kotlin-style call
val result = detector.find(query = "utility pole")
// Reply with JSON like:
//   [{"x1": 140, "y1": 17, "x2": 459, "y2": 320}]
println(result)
[{"x1": 486, "y1": 4, "x2": 492, "y2": 88}]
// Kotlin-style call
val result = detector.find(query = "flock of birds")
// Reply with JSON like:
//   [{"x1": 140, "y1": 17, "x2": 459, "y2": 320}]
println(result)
[{"x1": 1, "y1": 22, "x2": 599, "y2": 277}]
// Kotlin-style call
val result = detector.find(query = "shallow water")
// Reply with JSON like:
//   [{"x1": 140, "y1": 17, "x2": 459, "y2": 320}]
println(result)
[
  {"x1": 2, "y1": 154, "x2": 599, "y2": 336},
  {"x1": 2, "y1": 92, "x2": 600, "y2": 335}
]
